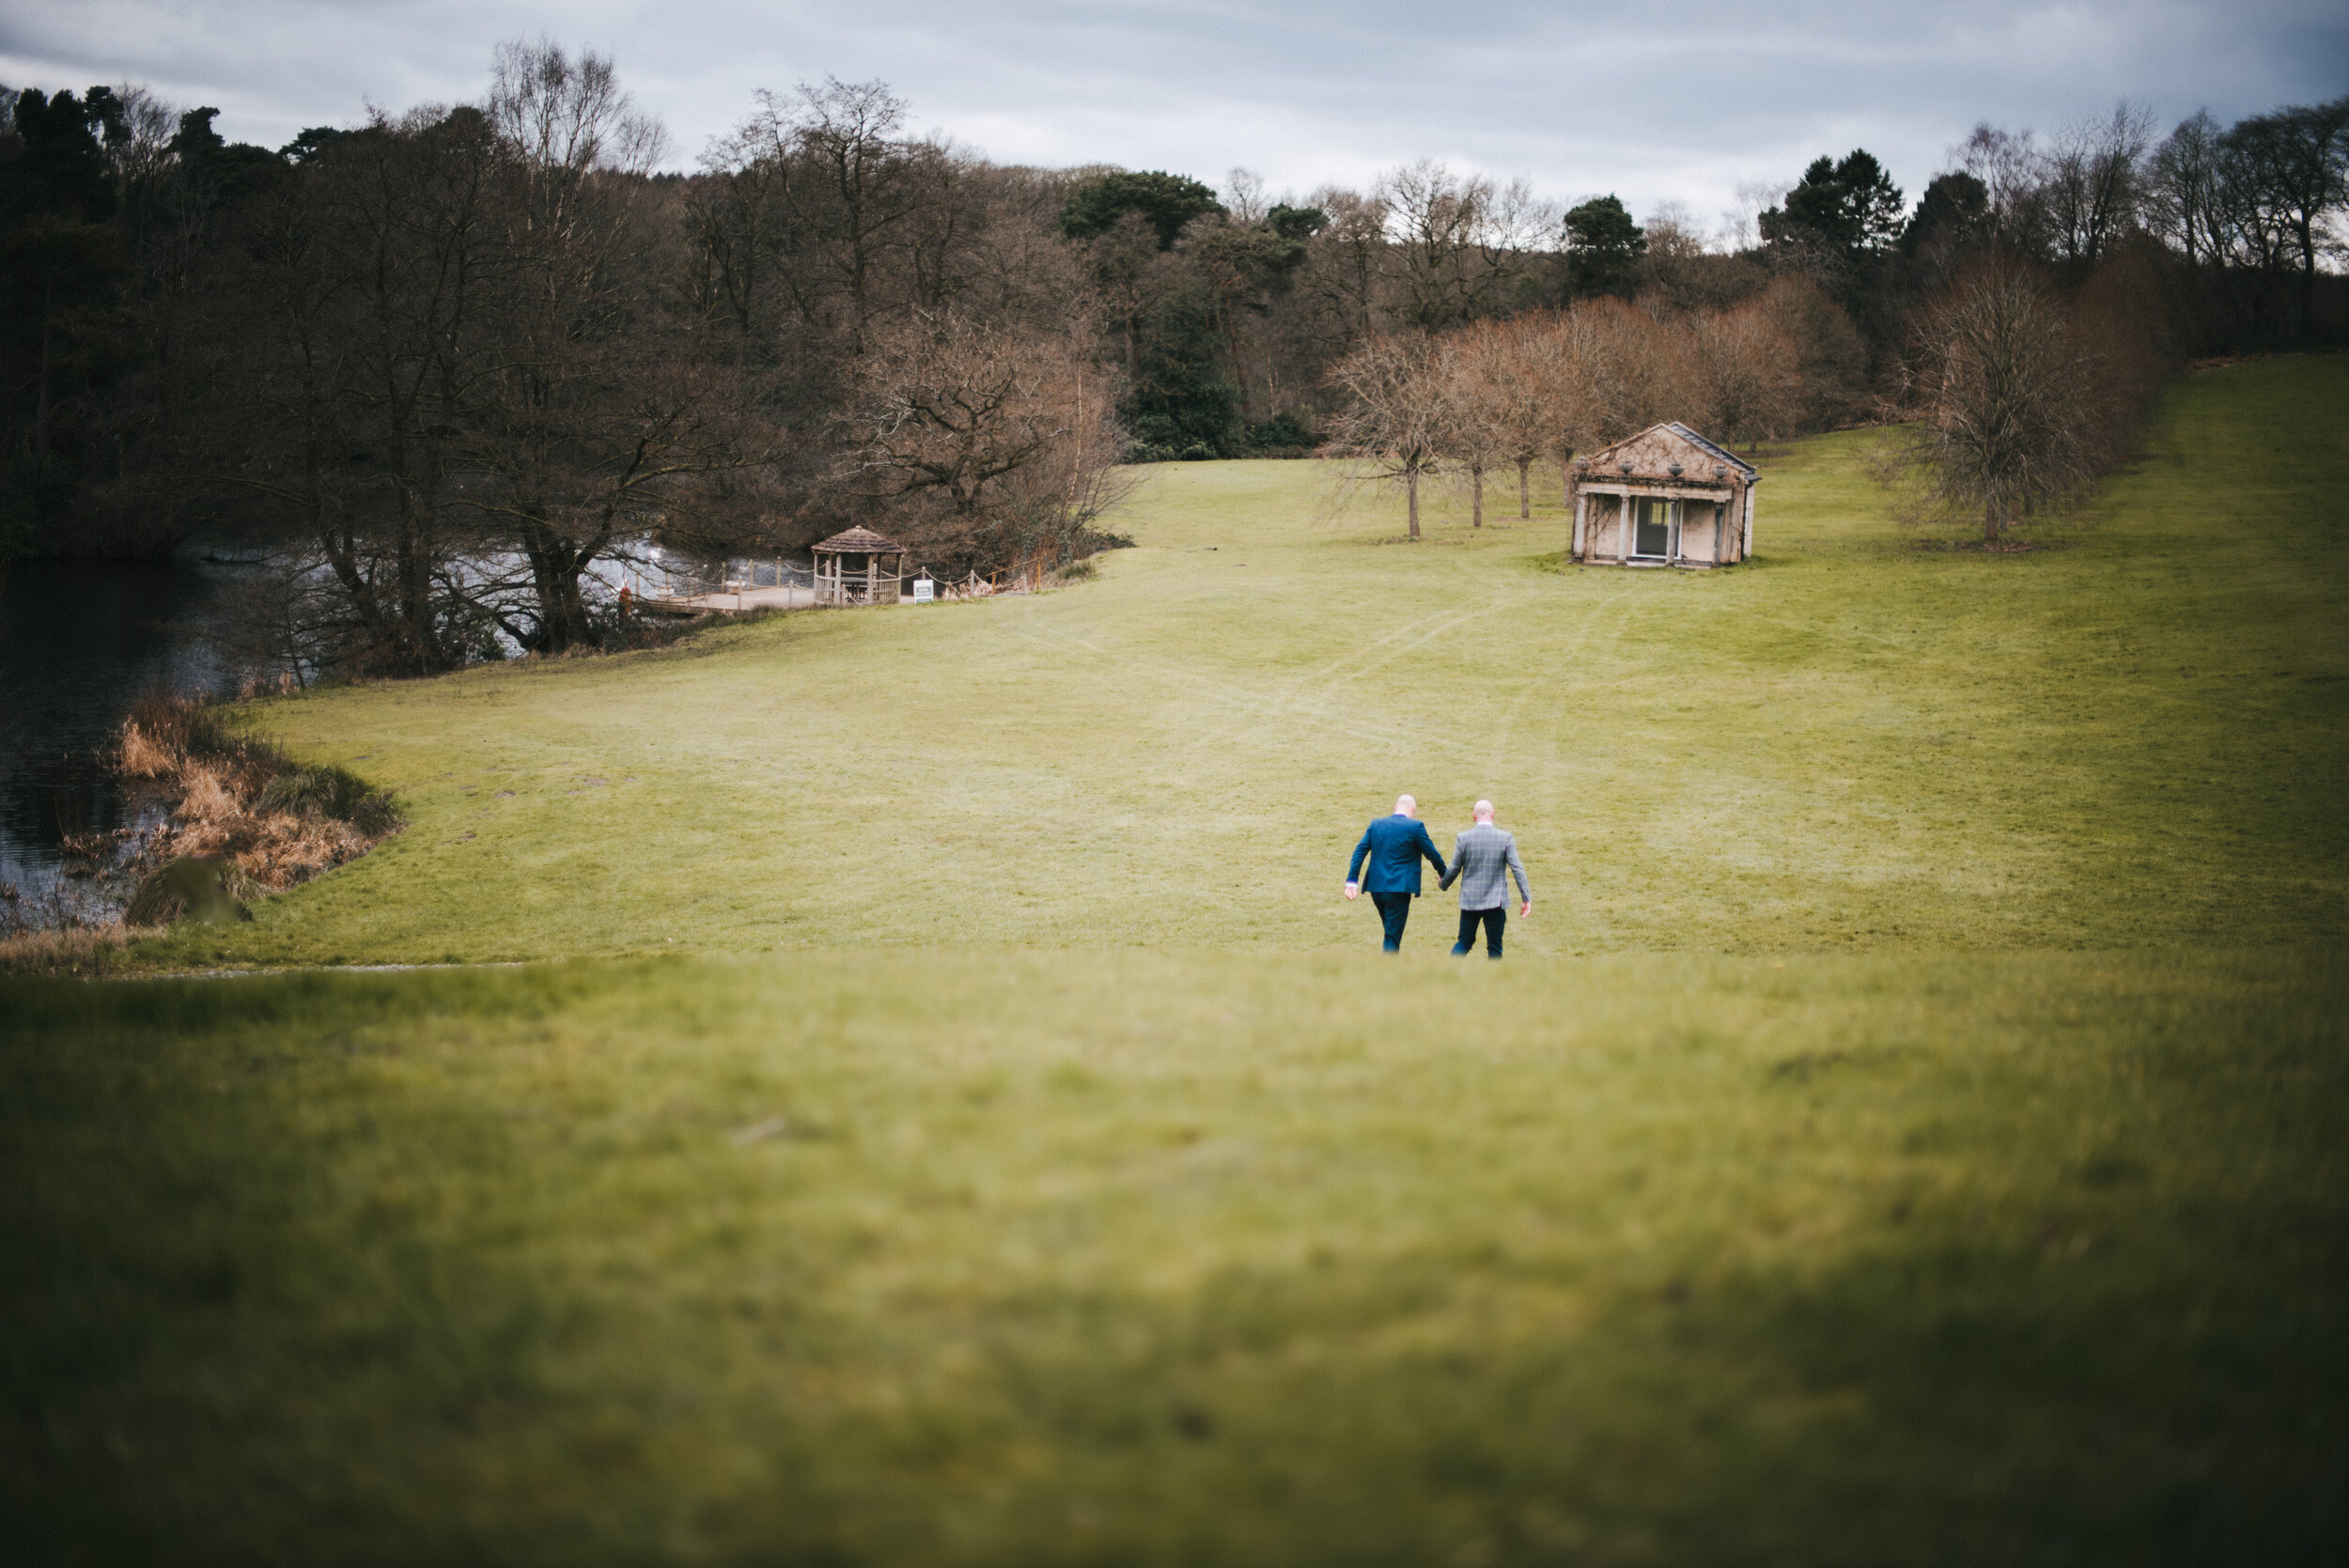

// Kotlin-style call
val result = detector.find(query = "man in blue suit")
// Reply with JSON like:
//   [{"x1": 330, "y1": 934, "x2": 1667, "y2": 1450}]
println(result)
[{"x1": 1345, "y1": 794, "x2": 1450, "y2": 953}]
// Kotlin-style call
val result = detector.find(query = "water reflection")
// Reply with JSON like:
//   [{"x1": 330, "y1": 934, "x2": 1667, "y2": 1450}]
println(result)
[
  {"x1": 0, "y1": 561, "x2": 234, "y2": 917},
  {"x1": 0, "y1": 549, "x2": 808, "y2": 923}
]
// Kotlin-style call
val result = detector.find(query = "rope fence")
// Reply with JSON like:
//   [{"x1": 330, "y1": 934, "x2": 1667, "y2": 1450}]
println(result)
[{"x1": 620, "y1": 555, "x2": 1068, "y2": 613}]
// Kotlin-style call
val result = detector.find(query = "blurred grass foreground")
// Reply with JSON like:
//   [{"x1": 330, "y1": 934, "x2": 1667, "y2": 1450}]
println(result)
[{"x1": 4, "y1": 360, "x2": 2347, "y2": 1563}]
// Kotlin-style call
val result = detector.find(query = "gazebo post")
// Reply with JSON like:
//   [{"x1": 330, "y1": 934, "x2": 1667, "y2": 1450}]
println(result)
[{"x1": 811, "y1": 526, "x2": 910, "y2": 610}]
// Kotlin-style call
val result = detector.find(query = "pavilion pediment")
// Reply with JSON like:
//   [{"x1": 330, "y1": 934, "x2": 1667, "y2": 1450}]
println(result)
[{"x1": 1582, "y1": 423, "x2": 1757, "y2": 485}]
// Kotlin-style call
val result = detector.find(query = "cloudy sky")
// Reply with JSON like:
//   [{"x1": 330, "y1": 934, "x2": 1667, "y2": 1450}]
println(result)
[{"x1": 5, "y1": 1, "x2": 2343, "y2": 231}]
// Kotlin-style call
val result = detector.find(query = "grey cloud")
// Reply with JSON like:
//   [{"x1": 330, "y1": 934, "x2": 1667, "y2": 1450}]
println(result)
[{"x1": 3, "y1": 0, "x2": 2341, "y2": 222}]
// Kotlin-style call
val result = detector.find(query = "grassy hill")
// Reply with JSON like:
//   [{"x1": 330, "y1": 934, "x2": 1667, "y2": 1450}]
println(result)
[
  {"x1": 130, "y1": 356, "x2": 2348, "y2": 968},
  {"x1": 3, "y1": 358, "x2": 2344, "y2": 1564}
]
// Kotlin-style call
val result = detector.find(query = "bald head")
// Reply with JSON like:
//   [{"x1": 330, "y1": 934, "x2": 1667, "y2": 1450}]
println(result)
[
  {"x1": 1472, "y1": 800, "x2": 1495, "y2": 823},
  {"x1": 1393, "y1": 794, "x2": 1417, "y2": 816}
]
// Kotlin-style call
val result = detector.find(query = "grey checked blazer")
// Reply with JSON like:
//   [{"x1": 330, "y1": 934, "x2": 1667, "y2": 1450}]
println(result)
[{"x1": 1439, "y1": 823, "x2": 1530, "y2": 910}]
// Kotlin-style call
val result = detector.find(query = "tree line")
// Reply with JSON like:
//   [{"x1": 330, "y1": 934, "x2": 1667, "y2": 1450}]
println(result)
[
  {"x1": 1324, "y1": 99, "x2": 2347, "y2": 542},
  {"x1": 2, "y1": 48, "x2": 2343, "y2": 671}
]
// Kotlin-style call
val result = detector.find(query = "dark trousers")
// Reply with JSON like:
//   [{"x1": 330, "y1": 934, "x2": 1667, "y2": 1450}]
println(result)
[
  {"x1": 1453, "y1": 906, "x2": 1506, "y2": 958},
  {"x1": 1370, "y1": 891, "x2": 1413, "y2": 952}
]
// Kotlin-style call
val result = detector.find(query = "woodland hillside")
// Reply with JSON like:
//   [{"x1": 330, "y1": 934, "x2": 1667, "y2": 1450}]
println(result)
[{"x1": 2, "y1": 48, "x2": 2342, "y2": 670}]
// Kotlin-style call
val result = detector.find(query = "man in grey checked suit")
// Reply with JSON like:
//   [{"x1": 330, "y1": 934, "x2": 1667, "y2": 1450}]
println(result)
[{"x1": 1438, "y1": 800, "x2": 1532, "y2": 958}]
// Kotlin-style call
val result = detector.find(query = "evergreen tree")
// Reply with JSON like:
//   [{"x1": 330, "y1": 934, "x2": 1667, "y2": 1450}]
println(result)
[
  {"x1": 1058, "y1": 170, "x2": 1222, "y2": 249},
  {"x1": 1761, "y1": 150, "x2": 1906, "y2": 265},
  {"x1": 1561, "y1": 195, "x2": 1644, "y2": 299}
]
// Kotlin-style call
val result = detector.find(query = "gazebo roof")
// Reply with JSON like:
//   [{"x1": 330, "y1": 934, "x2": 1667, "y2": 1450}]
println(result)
[{"x1": 812, "y1": 526, "x2": 905, "y2": 555}]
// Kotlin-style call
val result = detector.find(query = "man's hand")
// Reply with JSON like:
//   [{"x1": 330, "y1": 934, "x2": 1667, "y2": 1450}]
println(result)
[
  {"x1": 1520, "y1": 900, "x2": 1532, "y2": 918},
  {"x1": 1344, "y1": 881, "x2": 1360, "y2": 900}
]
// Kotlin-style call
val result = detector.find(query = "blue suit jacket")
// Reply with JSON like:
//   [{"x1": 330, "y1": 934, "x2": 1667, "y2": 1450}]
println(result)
[{"x1": 1347, "y1": 815, "x2": 1448, "y2": 895}]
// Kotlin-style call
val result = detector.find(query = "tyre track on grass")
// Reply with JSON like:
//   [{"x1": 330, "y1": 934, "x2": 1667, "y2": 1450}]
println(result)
[
  {"x1": 1485, "y1": 584, "x2": 1646, "y2": 784},
  {"x1": 1184, "y1": 599, "x2": 1508, "y2": 755},
  {"x1": 1004, "y1": 603, "x2": 1470, "y2": 763},
  {"x1": 1007, "y1": 582, "x2": 1608, "y2": 772}
]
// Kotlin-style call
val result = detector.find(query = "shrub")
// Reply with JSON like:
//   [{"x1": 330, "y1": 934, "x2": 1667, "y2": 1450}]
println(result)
[
  {"x1": 123, "y1": 857, "x2": 263, "y2": 928},
  {"x1": 257, "y1": 766, "x2": 404, "y2": 836},
  {"x1": 1247, "y1": 411, "x2": 1319, "y2": 454}
]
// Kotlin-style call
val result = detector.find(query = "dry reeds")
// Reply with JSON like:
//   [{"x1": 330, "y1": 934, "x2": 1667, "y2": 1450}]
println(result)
[
  {"x1": 0, "y1": 924, "x2": 132, "y2": 977},
  {"x1": 108, "y1": 691, "x2": 404, "y2": 924},
  {"x1": 117, "y1": 721, "x2": 176, "y2": 779}
]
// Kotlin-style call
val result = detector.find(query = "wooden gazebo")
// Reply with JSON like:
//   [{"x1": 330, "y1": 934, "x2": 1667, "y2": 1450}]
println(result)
[
  {"x1": 1571, "y1": 424, "x2": 1760, "y2": 567},
  {"x1": 812, "y1": 526, "x2": 909, "y2": 606}
]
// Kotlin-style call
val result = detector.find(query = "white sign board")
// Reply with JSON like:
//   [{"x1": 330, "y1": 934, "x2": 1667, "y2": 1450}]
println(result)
[{"x1": 911, "y1": 578, "x2": 935, "y2": 603}]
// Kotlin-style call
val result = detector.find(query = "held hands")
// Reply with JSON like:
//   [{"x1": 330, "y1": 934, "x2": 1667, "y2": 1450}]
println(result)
[{"x1": 1344, "y1": 881, "x2": 1360, "y2": 900}]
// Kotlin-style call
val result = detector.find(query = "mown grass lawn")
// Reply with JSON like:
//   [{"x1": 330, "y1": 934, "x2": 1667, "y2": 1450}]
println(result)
[
  {"x1": 4, "y1": 358, "x2": 2345, "y2": 1564},
  {"x1": 129, "y1": 357, "x2": 2349, "y2": 968}
]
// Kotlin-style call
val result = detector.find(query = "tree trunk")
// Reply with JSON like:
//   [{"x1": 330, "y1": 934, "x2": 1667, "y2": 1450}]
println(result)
[
  {"x1": 524, "y1": 520, "x2": 597, "y2": 652},
  {"x1": 1517, "y1": 458, "x2": 1532, "y2": 519},
  {"x1": 1221, "y1": 304, "x2": 1254, "y2": 427},
  {"x1": 34, "y1": 274, "x2": 55, "y2": 458},
  {"x1": 2299, "y1": 228, "x2": 2319, "y2": 339},
  {"x1": 1407, "y1": 470, "x2": 1420, "y2": 537}
]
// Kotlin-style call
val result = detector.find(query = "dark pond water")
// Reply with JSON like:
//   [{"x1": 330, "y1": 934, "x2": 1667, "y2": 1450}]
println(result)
[
  {"x1": 0, "y1": 549, "x2": 800, "y2": 926},
  {"x1": 0, "y1": 561, "x2": 238, "y2": 922}
]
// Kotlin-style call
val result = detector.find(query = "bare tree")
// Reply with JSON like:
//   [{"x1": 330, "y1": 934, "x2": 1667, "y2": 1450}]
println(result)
[
  {"x1": 1322, "y1": 334, "x2": 1447, "y2": 536},
  {"x1": 1958, "y1": 123, "x2": 2056, "y2": 256},
  {"x1": 698, "y1": 77, "x2": 952, "y2": 358},
  {"x1": 1292, "y1": 185, "x2": 1390, "y2": 351},
  {"x1": 843, "y1": 310, "x2": 1130, "y2": 572},
  {"x1": 1434, "y1": 334, "x2": 1502, "y2": 527},
  {"x1": 1679, "y1": 301, "x2": 1803, "y2": 448},
  {"x1": 2143, "y1": 111, "x2": 2232, "y2": 269},
  {"x1": 1374, "y1": 162, "x2": 1549, "y2": 333},
  {"x1": 1570, "y1": 298, "x2": 1684, "y2": 447},
  {"x1": 2222, "y1": 97, "x2": 2349, "y2": 335},
  {"x1": 1491, "y1": 315, "x2": 1581, "y2": 517},
  {"x1": 286, "y1": 102, "x2": 506, "y2": 673},
  {"x1": 781, "y1": 77, "x2": 921, "y2": 353},
  {"x1": 1750, "y1": 274, "x2": 1868, "y2": 430},
  {"x1": 1638, "y1": 201, "x2": 1709, "y2": 303},
  {"x1": 1221, "y1": 166, "x2": 1269, "y2": 224},
  {"x1": 2043, "y1": 101, "x2": 2155, "y2": 272},
  {"x1": 1887, "y1": 256, "x2": 2098, "y2": 543},
  {"x1": 1379, "y1": 161, "x2": 1498, "y2": 332},
  {"x1": 462, "y1": 40, "x2": 754, "y2": 653},
  {"x1": 1718, "y1": 179, "x2": 1780, "y2": 253}
]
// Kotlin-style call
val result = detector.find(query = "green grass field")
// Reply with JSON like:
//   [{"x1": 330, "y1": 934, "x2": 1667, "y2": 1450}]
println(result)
[
  {"x1": 5, "y1": 358, "x2": 2346, "y2": 1564},
  {"x1": 127, "y1": 357, "x2": 2348, "y2": 966}
]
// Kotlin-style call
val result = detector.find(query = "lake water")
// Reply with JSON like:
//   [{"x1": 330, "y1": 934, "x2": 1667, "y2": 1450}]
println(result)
[
  {"x1": 0, "y1": 560, "x2": 237, "y2": 922},
  {"x1": 0, "y1": 550, "x2": 795, "y2": 924}
]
